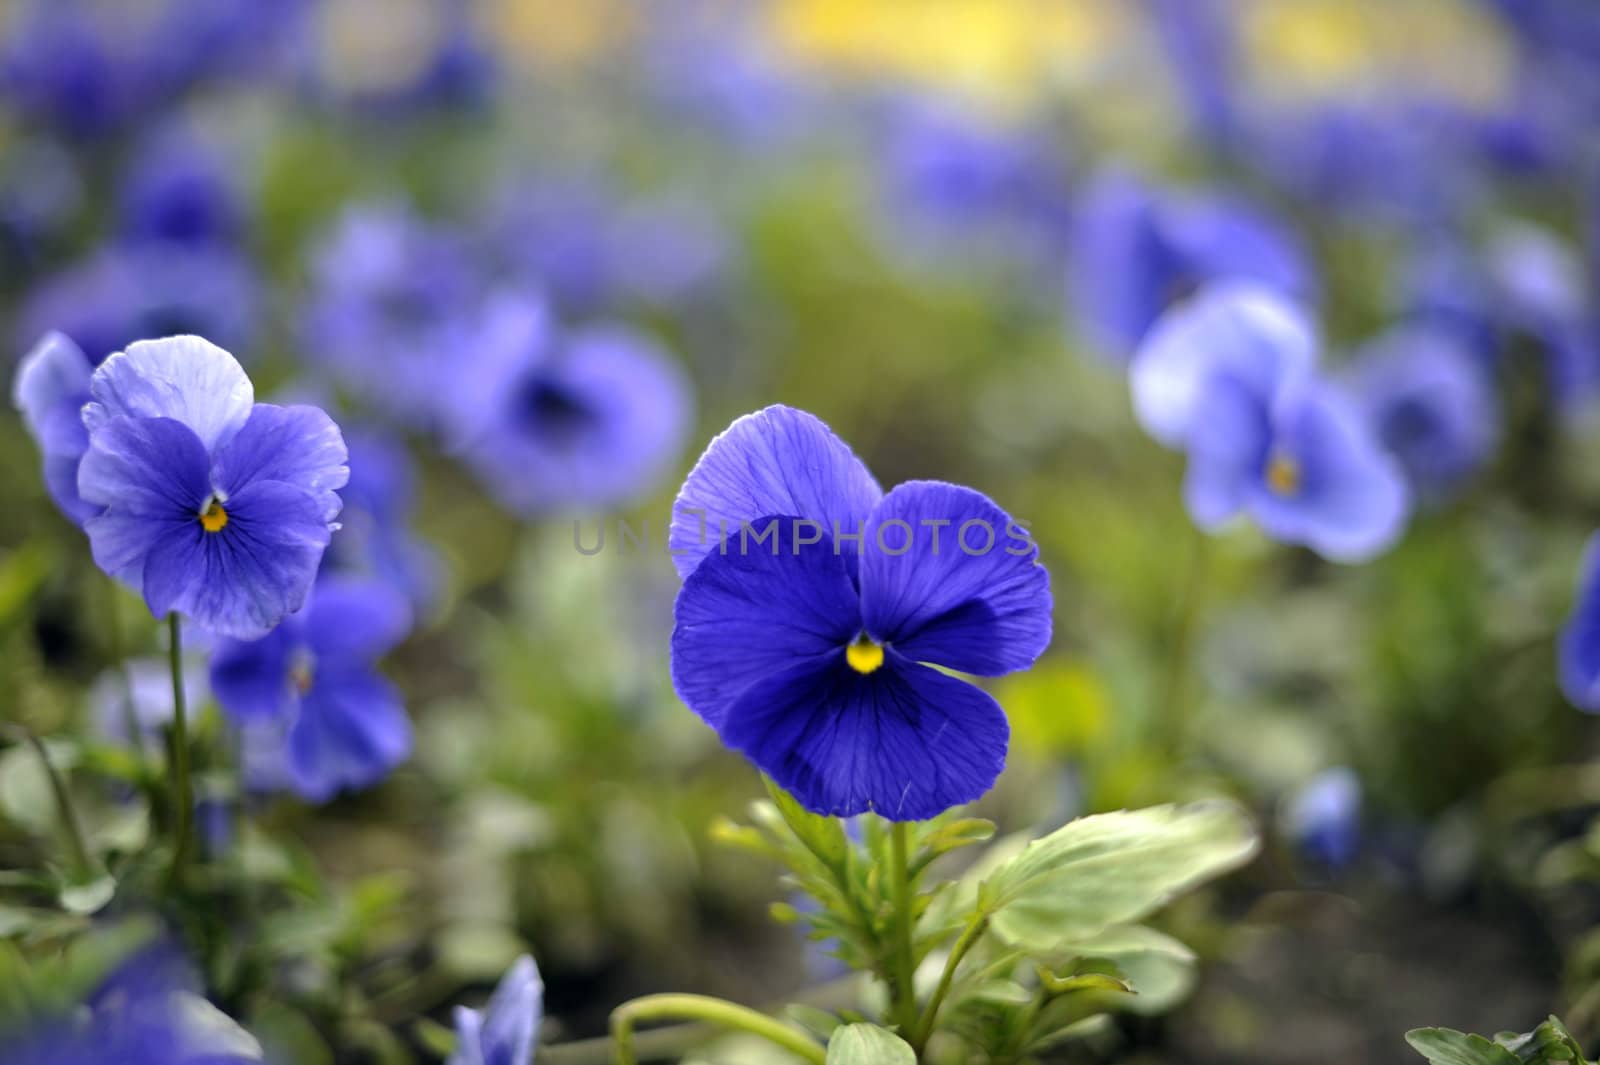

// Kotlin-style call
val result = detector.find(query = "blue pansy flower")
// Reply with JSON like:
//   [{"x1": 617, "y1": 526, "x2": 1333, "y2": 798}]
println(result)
[
  {"x1": 448, "y1": 294, "x2": 692, "y2": 514},
  {"x1": 20, "y1": 243, "x2": 261, "y2": 365},
  {"x1": 77, "y1": 335, "x2": 348, "y2": 638},
  {"x1": 211, "y1": 577, "x2": 411, "y2": 802},
  {"x1": 12, "y1": 331, "x2": 98, "y2": 525},
  {"x1": 448, "y1": 955, "x2": 542, "y2": 1065},
  {"x1": 1283, "y1": 766, "x2": 1361, "y2": 870},
  {"x1": 1348, "y1": 326, "x2": 1498, "y2": 502},
  {"x1": 668, "y1": 406, "x2": 1052, "y2": 820},
  {"x1": 0, "y1": 1, "x2": 148, "y2": 137},
  {"x1": 1134, "y1": 286, "x2": 1409, "y2": 563},
  {"x1": 1069, "y1": 169, "x2": 1314, "y2": 358}
]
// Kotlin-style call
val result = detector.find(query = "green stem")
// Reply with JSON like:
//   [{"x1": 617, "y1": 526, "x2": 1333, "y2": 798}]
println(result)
[
  {"x1": 1157, "y1": 530, "x2": 1211, "y2": 760},
  {"x1": 609, "y1": 994, "x2": 825, "y2": 1065},
  {"x1": 912, "y1": 913, "x2": 988, "y2": 1050},
  {"x1": 889, "y1": 821, "x2": 918, "y2": 1038},
  {"x1": 22, "y1": 730, "x2": 93, "y2": 876},
  {"x1": 167, "y1": 613, "x2": 193, "y2": 887}
]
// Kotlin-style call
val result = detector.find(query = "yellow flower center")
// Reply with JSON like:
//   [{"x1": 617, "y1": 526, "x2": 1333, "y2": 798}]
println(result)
[
  {"x1": 1266, "y1": 454, "x2": 1302, "y2": 497},
  {"x1": 845, "y1": 634, "x2": 884, "y2": 674},
  {"x1": 200, "y1": 500, "x2": 229, "y2": 533}
]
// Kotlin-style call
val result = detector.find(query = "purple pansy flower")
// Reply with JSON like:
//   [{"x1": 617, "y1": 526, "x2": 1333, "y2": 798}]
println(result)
[
  {"x1": 1134, "y1": 286, "x2": 1409, "y2": 563},
  {"x1": 448, "y1": 955, "x2": 542, "y2": 1065},
  {"x1": 1348, "y1": 326, "x2": 1498, "y2": 502},
  {"x1": 1069, "y1": 169, "x2": 1314, "y2": 358},
  {"x1": 211, "y1": 577, "x2": 411, "y2": 803},
  {"x1": 668, "y1": 406, "x2": 1052, "y2": 820},
  {"x1": 448, "y1": 294, "x2": 692, "y2": 514},
  {"x1": 77, "y1": 335, "x2": 347, "y2": 638},
  {"x1": 12, "y1": 331, "x2": 97, "y2": 524}
]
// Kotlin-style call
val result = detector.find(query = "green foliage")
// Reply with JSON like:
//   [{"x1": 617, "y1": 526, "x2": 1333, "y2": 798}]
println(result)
[
  {"x1": 1408, "y1": 1017, "x2": 1591, "y2": 1065},
  {"x1": 825, "y1": 1023, "x2": 917, "y2": 1065},
  {"x1": 719, "y1": 786, "x2": 1259, "y2": 1061}
]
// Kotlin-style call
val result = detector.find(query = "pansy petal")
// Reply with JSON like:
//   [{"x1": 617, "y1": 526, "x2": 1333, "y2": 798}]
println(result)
[
  {"x1": 448, "y1": 1007, "x2": 488, "y2": 1065},
  {"x1": 1249, "y1": 386, "x2": 1410, "y2": 563},
  {"x1": 1132, "y1": 284, "x2": 1315, "y2": 448},
  {"x1": 671, "y1": 516, "x2": 862, "y2": 731},
  {"x1": 209, "y1": 626, "x2": 297, "y2": 723},
  {"x1": 303, "y1": 578, "x2": 412, "y2": 661},
  {"x1": 718, "y1": 651, "x2": 1009, "y2": 820},
  {"x1": 84, "y1": 335, "x2": 254, "y2": 452},
  {"x1": 1182, "y1": 371, "x2": 1272, "y2": 530},
  {"x1": 479, "y1": 956, "x2": 542, "y2": 1065},
  {"x1": 669, "y1": 405, "x2": 883, "y2": 579},
  {"x1": 211, "y1": 403, "x2": 349, "y2": 521},
  {"x1": 79, "y1": 415, "x2": 212, "y2": 515},
  {"x1": 148, "y1": 480, "x2": 331, "y2": 638},
  {"x1": 12, "y1": 331, "x2": 91, "y2": 450},
  {"x1": 859, "y1": 481, "x2": 1051, "y2": 676},
  {"x1": 286, "y1": 669, "x2": 411, "y2": 803},
  {"x1": 1561, "y1": 535, "x2": 1600, "y2": 713},
  {"x1": 79, "y1": 417, "x2": 212, "y2": 585}
]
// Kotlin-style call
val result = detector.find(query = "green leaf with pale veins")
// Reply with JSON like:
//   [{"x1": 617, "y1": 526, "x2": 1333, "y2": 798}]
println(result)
[
  {"x1": 981, "y1": 802, "x2": 1258, "y2": 950},
  {"x1": 825, "y1": 1024, "x2": 916, "y2": 1065},
  {"x1": 1405, "y1": 1028, "x2": 1523, "y2": 1065}
]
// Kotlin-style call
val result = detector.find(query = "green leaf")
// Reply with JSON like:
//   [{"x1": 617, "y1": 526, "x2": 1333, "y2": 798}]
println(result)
[
  {"x1": 1037, "y1": 967, "x2": 1134, "y2": 996},
  {"x1": 825, "y1": 1023, "x2": 916, "y2": 1065},
  {"x1": 765, "y1": 779, "x2": 849, "y2": 871},
  {"x1": 1496, "y1": 1017, "x2": 1589, "y2": 1064},
  {"x1": 58, "y1": 872, "x2": 117, "y2": 916},
  {"x1": 916, "y1": 818, "x2": 995, "y2": 863},
  {"x1": 1405, "y1": 1028, "x2": 1523, "y2": 1065},
  {"x1": 982, "y1": 802, "x2": 1257, "y2": 949}
]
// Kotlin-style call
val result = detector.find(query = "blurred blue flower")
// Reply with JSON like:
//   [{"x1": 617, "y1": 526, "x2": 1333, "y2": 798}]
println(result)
[
  {"x1": 0, "y1": 138, "x2": 83, "y2": 264},
  {"x1": 302, "y1": 202, "x2": 480, "y2": 424},
  {"x1": 1560, "y1": 533, "x2": 1600, "y2": 713},
  {"x1": 12, "y1": 332, "x2": 97, "y2": 524},
  {"x1": 1348, "y1": 327, "x2": 1498, "y2": 502},
  {"x1": 212, "y1": 577, "x2": 411, "y2": 803},
  {"x1": 668, "y1": 405, "x2": 1052, "y2": 819},
  {"x1": 9, "y1": 947, "x2": 262, "y2": 1065},
  {"x1": 1146, "y1": 0, "x2": 1238, "y2": 145},
  {"x1": 448, "y1": 294, "x2": 693, "y2": 514},
  {"x1": 448, "y1": 955, "x2": 542, "y2": 1065},
  {"x1": 20, "y1": 242, "x2": 261, "y2": 365},
  {"x1": 0, "y1": 1, "x2": 147, "y2": 136},
  {"x1": 1245, "y1": 100, "x2": 1477, "y2": 227},
  {"x1": 484, "y1": 181, "x2": 731, "y2": 316},
  {"x1": 322, "y1": 428, "x2": 441, "y2": 613},
  {"x1": 641, "y1": 9, "x2": 806, "y2": 149},
  {"x1": 91, "y1": 655, "x2": 208, "y2": 748},
  {"x1": 1283, "y1": 767, "x2": 1362, "y2": 870},
  {"x1": 875, "y1": 97, "x2": 1071, "y2": 269},
  {"x1": 1134, "y1": 286, "x2": 1409, "y2": 562},
  {"x1": 1069, "y1": 170, "x2": 1314, "y2": 358},
  {"x1": 118, "y1": 125, "x2": 245, "y2": 247},
  {"x1": 78, "y1": 336, "x2": 348, "y2": 638}
]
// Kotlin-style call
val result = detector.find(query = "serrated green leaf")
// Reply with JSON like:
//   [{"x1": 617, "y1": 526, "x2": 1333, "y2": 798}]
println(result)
[
  {"x1": 1406, "y1": 1028, "x2": 1523, "y2": 1065},
  {"x1": 983, "y1": 803, "x2": 1257, "y2": 949},
  {"x1": 825, "y1": 1023, "x2": 916, "y2": 1065}
]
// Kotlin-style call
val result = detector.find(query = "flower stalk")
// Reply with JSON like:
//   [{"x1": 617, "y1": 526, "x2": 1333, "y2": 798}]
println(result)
[
  {"x1": 167, "y1": 612, "x2": 193, "y2": 886},
  {"x1": 609, "y1": 994, "x2": 825, "y2": 1065}
]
